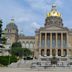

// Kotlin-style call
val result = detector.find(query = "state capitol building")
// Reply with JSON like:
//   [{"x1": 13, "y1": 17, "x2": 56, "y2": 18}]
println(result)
[{"x1": 1, "y1": 4, "x2": 72, "y2": 62}]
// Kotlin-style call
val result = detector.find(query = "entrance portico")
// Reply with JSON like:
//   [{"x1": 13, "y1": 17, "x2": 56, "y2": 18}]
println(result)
[
  {"x1": 34, "y1": 4, "x2": 72, "y2": 66},
  {"x1": 39, "y1": 32, "x2": 68, "y2": 57}
]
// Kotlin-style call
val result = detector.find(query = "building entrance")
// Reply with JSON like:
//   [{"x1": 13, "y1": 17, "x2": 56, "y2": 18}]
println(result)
[
  {"x1": 51, "y1": 56, "x2": 58, "y2": 65},
  {"x1": 52, "y1": 49, "x2": 56, "y2": 56}
]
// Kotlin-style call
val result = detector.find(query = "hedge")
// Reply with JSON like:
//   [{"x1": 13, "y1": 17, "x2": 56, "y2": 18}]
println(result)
[{"x1": 0, "y1": 56, "x2": 18, "y2": 66}]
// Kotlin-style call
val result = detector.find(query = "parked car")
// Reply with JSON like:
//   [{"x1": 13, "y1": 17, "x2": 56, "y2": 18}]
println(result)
[{"x1": 24, "y1": 56, "x2": 33, "y2": 60}]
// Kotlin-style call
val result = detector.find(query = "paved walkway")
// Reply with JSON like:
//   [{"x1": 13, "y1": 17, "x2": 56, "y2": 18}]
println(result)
[{"x1": 0, "y1": 67, "x2": 72, "y2": 72}]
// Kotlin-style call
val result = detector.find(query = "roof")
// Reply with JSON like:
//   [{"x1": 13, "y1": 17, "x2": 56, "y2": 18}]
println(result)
[
  {"x1": 19, "y1": 34, "x2": 35, "y2": 39},
  {"x1": 6, "y1": 19, "x2": 18, "y2": 31}
]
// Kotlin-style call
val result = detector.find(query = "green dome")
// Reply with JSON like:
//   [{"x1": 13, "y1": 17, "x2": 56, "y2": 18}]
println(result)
[{"x1": 6, "y1": 19, "x2": 18, "y2": 31}]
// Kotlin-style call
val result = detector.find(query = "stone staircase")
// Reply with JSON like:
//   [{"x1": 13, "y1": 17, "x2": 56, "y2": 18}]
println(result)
[{"x1": 8, "y1": 59, "x2": 72, "y2": 72}]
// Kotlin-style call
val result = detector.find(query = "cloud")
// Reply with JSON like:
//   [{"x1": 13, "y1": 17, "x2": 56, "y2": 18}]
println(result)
[
  {"x1": 0, "y1": 0, "x2": 42, "y2": 35},
  {"x1": 0, "y1": 0, "x2": 66, "y2": 36},
  {"x1": 16, "y1": 17, "x2": 29, "y2": 23},
  {"x1": 32, "y1": 22, "x2": 41, "y2": 29}
]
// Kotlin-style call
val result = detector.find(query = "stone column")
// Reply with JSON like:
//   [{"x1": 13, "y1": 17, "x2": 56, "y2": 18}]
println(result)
[
  {"x1": 40, "y1": 33, "x2": 41, "y2": 48},
  {"x1": 67, "y1": 33, "x2": 69, "y2": 47},
  {"x1": 35, "y1": 35, "x2": 38, "y2": 49},
  {"x1": 45, "y1": 33, "x2": 47, "y2": 56},
  {"x1": 34, "y1": 35, "x2": 38, "y2": 58},
  {"x1": 56, "y1": 33, "x2": 58, "y2": 57},
  {"x1": 61, "y1": 33, "x2": 63, "y2": 56},
  {"x1": 50, "y1": 33, "x2": 52, "y2": 57},
  {"x1": 56, "y1": 33, "x2": 58, "y2": 48},
  {"x1": 39, "y1": 33, "x2": 41, "y2": 56},
  {"x1": 39, "y1": 49, "x2": 41, "y2": 57},
  {"x1": 67, "y1": 49, "x2": 69, "y2": 57},
  {"x1": 67, "y1": 33, "x2": 69, "y2": 57}
]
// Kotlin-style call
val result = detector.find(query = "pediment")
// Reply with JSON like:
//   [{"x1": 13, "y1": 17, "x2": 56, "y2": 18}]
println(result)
[
  {"x1": 45, "y1": 26, "x2": 67, "y2": 31},
  {"x1": 46, "y1": 26, "x2": 62, "y2": 30}
]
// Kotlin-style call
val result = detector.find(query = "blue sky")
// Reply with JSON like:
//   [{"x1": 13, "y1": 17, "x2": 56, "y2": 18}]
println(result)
[{"x1": 0, "y1": 0, "x2": 72, "y2": 36}]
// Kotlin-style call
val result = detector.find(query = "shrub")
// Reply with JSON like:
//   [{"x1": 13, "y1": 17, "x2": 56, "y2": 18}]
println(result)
[{"x1": 0, "y1": 56, "x2": 18, "y2": 66}]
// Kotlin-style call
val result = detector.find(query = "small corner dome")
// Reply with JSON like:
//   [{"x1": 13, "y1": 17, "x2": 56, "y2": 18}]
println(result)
[{"x1": 6, "y1": 19, "x2": 18, "y2": 30}]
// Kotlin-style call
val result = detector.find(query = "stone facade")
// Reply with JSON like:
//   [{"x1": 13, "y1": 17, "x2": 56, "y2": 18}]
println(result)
[
  {"x1": 3, "y1": 19, "x2": 18, "y2": 46},
  {"x1": 34, "y1": 5, "x2": 72, "y2": 60},
  {"x1": 2, "y1": 19, "x2": 35, "y2": 52},
  {"x1": 2, "y1": 4, "x2": 72, "y2": 61},
  {"x1": 18, "y1": 35, "x2": 35, "y2": 51}
]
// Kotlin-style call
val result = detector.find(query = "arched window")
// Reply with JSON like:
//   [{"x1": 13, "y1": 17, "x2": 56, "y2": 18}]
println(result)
[
  {"x1": 30, "y1": 42, "x2": 33, "y2": 48},
  {"x1": 26, "y1": 42, "x2": 29, "y2": 48},
  {"x1": 22, "y1": 42, "x2": 25, "y2": 48}
]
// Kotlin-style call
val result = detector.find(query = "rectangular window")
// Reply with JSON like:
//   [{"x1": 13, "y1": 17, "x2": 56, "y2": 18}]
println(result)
[
  {"x1": 41, "y1": 33, "x2": 45, "y2": 48},
  {"x1": 58, "y1": 33, "x2": 61, "y2": 48},
  {"x1": 47, "y1": 33, "x2": 50, "y2": 48},
  {"x1": 52, "y1": 33, "x2": 56, "y2": 48},
  {"x1": 63, "y1": 33, "x2": 67, "y2": 48}
]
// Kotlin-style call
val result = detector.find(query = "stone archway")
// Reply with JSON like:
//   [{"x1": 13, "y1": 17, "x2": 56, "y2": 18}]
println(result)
[
  {"x1": 51, "y1": 56, "x2": 58, "y2": 65},
  {"x1": 63, "y1": 49, "x2": 67, "y2": 57},
  {"x1": 47, "y1": 49, "x2": 50, "y2": 56},
  {"x1": 26, "y1": 42, "x2": 29, "y2": 48},
  {"x1": 22, "y1": 41, "x2": 25, "y2": 48},
  {"x1": 30, "y1": 42, "x2": 33, "y2": 48},
  {"x1": 58, "y1": 49, "x2": 61, "y2": 56},
  {"x1": 52, "y1": 49, "x2": 56, "y2": 56},
  {"x1": 41, "y1": 49, "x2": 44, "y2": 56}
]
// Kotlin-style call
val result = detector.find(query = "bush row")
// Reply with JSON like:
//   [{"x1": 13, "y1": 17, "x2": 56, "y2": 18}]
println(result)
[{"x1": 0, "y1": 56, "x2": 18, "y2": 66}]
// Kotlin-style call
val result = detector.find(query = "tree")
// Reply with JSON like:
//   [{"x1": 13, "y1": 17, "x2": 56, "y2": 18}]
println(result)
[
  {"x1": 23, "y1": 48, "x2": 32, "y2": 57},
  {"x1": 11, "y1": 42, "x2": 22, "y2": 48},
  {"x1": 11, "y1": 47, "x2": 23, "y2": 57},
  {"x1": 2, "y1": 37, "x2": 7, "y2": 44},
  {"x1": 11, "y1": 42, "x2": 23, "y2": 57},
  {"x1": 0, "y1": 19, "x2": 2, "y2": 44},
  {"x1": 11, "y1": 42, "x2": 32, "y2": 58}
]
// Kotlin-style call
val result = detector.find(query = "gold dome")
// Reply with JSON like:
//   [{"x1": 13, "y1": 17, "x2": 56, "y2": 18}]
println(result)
[{"x1": 47, "y1": 4, "x2": 61, "y2": 17}]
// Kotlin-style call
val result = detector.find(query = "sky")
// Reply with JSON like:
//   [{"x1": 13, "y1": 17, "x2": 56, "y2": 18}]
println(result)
[{"x1": 0, "y1": 0, "x2": 72, "y2": 36}]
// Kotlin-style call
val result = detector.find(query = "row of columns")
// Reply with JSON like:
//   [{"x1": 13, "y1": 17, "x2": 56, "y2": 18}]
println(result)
[{"x1": 39, "y1": 32, "x2": 69, "y2": 57}]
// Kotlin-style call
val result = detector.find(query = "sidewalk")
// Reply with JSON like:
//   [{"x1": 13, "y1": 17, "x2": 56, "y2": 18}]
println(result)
[{"x1": 0, "y1": 67, "x2": 72, "y2": 72}]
